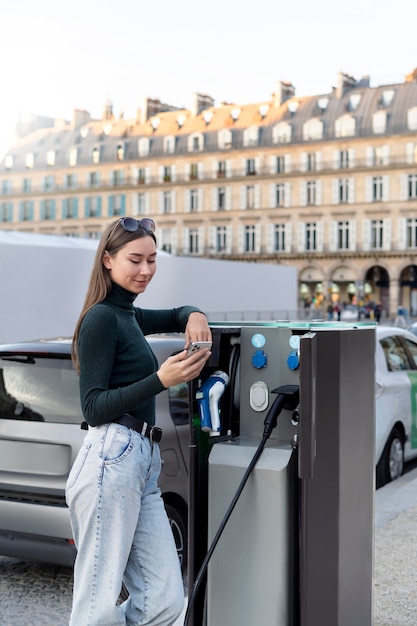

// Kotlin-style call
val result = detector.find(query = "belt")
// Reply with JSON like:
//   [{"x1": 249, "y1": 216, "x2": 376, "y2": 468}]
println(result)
[{"x1": 113, "y1": 414, "x2": 162, "y2": 443}]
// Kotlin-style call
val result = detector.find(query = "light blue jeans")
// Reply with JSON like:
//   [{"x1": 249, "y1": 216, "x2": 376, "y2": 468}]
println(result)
[{"x1": 65, "y1": 422, "x2": 184, "y2": 626}]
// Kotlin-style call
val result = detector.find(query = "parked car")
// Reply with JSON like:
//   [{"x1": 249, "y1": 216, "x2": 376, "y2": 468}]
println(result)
[
  {"x1": 0, "y1": 336, "x2": 190, "y2": 571},
  {"x1": 375, "y1": 326, "x2": 417, "y2": 487}
]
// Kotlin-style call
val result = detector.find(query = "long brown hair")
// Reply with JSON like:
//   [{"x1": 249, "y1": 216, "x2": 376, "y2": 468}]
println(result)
[{"x1": 71, "y1": 219, "x2": 157, "y2": 372}]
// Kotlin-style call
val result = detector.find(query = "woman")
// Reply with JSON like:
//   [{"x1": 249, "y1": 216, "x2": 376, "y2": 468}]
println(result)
[{"x1": 66, "y1": 217, "x2": 212, "y2": 626}]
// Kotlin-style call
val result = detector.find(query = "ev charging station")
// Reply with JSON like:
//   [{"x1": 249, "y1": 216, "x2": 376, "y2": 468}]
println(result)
[{"x1": 186, "y1": 321, "x2": 375, "y2": 626}]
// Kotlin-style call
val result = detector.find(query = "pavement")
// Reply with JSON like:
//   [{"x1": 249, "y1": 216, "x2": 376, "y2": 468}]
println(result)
[
  {"x1": 1, "y1": 469, "x2": 417, "y2": 625},
  {"x1": 374, "y1": 466, "x2": 417, "y2": 625}
]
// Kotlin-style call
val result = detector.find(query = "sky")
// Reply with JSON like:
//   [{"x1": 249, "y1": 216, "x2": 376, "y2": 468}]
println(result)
[{"x1": 1, "y1": 0, "x2": 416, "y2": 158}]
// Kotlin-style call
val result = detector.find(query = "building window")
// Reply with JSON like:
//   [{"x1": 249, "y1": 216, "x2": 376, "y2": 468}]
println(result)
[
  {"x1": 4, "y1": 155, "x2": 13, "y2": 170},
  {"x1": 406, "y1": 218, "x2": 417, "y2": 248},
  {"x1": 92, "y1": 147, "x2": 100, "y2": 164},
  {"x1": 87, "y1": 197, "x2": 100, "y2": 218},
  {"x1": 243, "y1": 126, "x2": 259, "y2": 147},
  {"x1": 64, "y1": 198, "x2": 77, "y2": 219},
  {"x1": 337, "y1": 221, "x2": 350, "y2": 250},
  {"x1": 0, "y1": 202, "x2": 12, "y2": 222},
  {"x1": 215, "y1": 226, "x2": 227, "y2": 252},
  {"x1": 275, "y1": 183, "x2": 285, "y2": 207},
  {"x1": 1, "y1": 179, "x2": 12, "y2": 194},
  {"x1": 305, "y1": 223, "x2": 317, "y2": 251},
  {"x1": 246, "y1": 159, "x2": 256, "y2": 176},
  {"x1": 216, "y1": 187, "x2": 226, "y2": 211},
  {"x1": 43, "y1": 175, "x2": 55, "y2": 191},
  {"x1": 44, "y1": 199, "x2": 54, "y2": 220},
  {"x1": 372, "y1": 176, "x2": 383, "y2": 201},
  {"x1": 190, "y1": 189, "x2": 199, "y2": 212},
  {"x1": 163, "y1": 166, "x2": 171, "y2": 182},
  {"x1": 306, "y1": 181, "x2": 316, "y2": 205},
  {"x1": 189, "y1": 229, "x2": 199, "y2": 253},
  {"x1": 306, "y1": 153, "x2": 316, "y2": 172},
  {"x1": 276, "y1": 156, "x2": 285, "y2": 174},
  {"x1": 137, "y1": 193, "x2": 146, "y2": 215},
  {"x1": 137, "y1": 168, "x2": 146, "y2": 184},
  {"x1": 88, "y1": 171, "x2": 99, "y2": 187},
  {"x1": 244, "y1": 225, "x2": 256, "y2": 252},
  {"x1": 65, "y1": 174, "x2": 76, "y2": 189},
  {"x1": 274, "y1": 224, "x2": 286, "y2": 251},
  {"x1": 21, "y1": 201, "x2": 32, "y2": 221},
  {"x1": 245, "y1": 185, "x2": 255, "y2": 209},
  {"x1": 339, "y1": 150, "x2": 350, "y2": 168},
  {"x1": 189, "y1": 163, "x2": 199, "y2": 180},
  {"x1": 22, "y1": 178, "x2": 31, "y2": 193},
  {"x1": 112, "y1": 170, "x2": 124, "y2": 186},
  {"x1": 338, "y1": 179, "x2": 349, "y2": 203},
  {"x1": 371, "y1": 219, "x2": 384, "y2": 249},
  {"x1": 217, "y1": 161, "x2": 226, "y2": 178},
  {"x1": 163, "y1": 191, "x2": 172, "y2": 214},
  {"x1": 408, "y1": 174, "x2": 417, "y2": 199},
  {"x1": 110, "y1": 195, "x2": 123, "y2": 216}
]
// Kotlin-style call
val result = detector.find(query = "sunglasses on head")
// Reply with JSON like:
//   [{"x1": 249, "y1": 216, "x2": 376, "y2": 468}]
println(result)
[{"x1": 117, "y1": 217, "x2": 156, "y2": 233}]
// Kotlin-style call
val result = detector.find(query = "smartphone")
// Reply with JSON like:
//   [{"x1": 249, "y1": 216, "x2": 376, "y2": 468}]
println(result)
[{"x1": 186, "y1": 341, "x2": 212, "y2": 357}]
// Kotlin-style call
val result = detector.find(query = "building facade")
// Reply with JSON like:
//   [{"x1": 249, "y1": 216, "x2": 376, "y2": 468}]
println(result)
[{"x1": 2, "y1": 71, "x2": 417, "y2": 318}]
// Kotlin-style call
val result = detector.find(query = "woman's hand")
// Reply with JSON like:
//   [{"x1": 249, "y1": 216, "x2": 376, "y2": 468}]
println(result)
[
  {"x1": 156, "y1": 346, "x2": 211, "y2": 388},
  {"x1": 184, "y1": 312, "x2": 212, "y2": 348}
]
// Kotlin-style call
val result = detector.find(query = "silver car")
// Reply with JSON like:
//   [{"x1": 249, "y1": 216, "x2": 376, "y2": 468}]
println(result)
[{"x1": 0, "y1": 336, "x2": 190, "y2": 572}]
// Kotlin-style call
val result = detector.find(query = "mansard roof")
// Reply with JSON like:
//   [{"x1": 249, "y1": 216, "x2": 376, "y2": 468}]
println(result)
[{"x1": 2, "y1": 69, "x2": 417, "y2": 172}]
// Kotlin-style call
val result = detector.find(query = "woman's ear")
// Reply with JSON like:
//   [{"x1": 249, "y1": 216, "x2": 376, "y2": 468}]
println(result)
[{"x1": 102, "y1": 250, "x2": 112, "y2": 269}]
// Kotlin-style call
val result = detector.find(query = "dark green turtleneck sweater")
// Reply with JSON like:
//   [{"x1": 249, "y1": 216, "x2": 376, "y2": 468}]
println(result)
[{"x1": 78, "y1": 282, "x2": 203, "y2": 427}]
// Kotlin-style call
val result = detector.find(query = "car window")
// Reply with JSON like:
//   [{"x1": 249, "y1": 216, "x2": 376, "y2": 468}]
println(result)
[
  {"x1": 380, "y1": 336, "x2": 413, "y2": 371},
  {"x1": 0, "y1": 357, "x2": 82, "y2": 424},
  {"x1": 402, "y1": 337, "x2": 417, "y2": 368},
  {"x1": 168, "y1": 382, "x2": 189, "y2": 426}
]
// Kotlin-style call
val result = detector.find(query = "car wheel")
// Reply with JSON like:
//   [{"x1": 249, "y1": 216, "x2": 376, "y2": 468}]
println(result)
[
  {"x1": 376, "y1": 428, "x2": 404, "y2": 488},
  {"x1": 165, "y1": 502, "x2": 188, "y2": 575},
  {"x1": 118, "y1": 502, "x2": 187, "y2": 603}
]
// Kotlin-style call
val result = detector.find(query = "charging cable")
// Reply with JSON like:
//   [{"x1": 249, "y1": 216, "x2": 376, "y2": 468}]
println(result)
[{"x1": 184, "y1": 384, "x2": 299, "y2": 625}]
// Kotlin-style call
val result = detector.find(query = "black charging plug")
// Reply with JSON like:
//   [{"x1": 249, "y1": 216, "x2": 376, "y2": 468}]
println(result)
[{"x1": 263, "y1": 384, "x2": 300, "y2": 438}]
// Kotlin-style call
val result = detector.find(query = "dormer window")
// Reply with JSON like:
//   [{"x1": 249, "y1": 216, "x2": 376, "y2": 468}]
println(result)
[
  {"x1": 348, "y1": 94, "x2": 361, "y2": 111},
  {"x1": 407, "y1": 107, "x2": 417, "y2": 131},
  {"x1": 25, "y1": 153, "x2": 34, "y2": 169},
  {"x1": 187, "y1": 132, "x2": 204, "y2": 152},
  {"x1": 372, "y1": 110, "x2": 387, "y2": 134},
  {"x1": 69, "y1": 148, "x2": 78, "y2": 166},
  {"x1": 116, "y1": 144, "x2": 125, "y2": 160},
  {"x1": 302, "y1": 118, "x2": 323, "y2": 141},
  {"x1": 272, "y1": 122, "x2": 292, "y2": 144},
  {"x1": 335, "y1": 114, "x2": 356, "y2": 138},
  {"x1": 243, "y1": 126, "x2": 259, "y2": 147},
  {"x1": 4, "y1": 155, "x2": 13, "y2": 170},
  {"x1": 46, "y1": 150, "x2": 55, "y2": 166},
  {"x1": 218, "y1": 128, "x2": 233, "y2": 149},
  {"x1": 381, "y1": 89, "x2": 395, "y2": 107},
  {"x1": 92, "y1": 147, "x2": 100, "y2": 164},
  {"x1": 164, "y1": 136, "x2": 175, "y2": 154},
  {"x1": 138, "y1": 137, "x2": 150, "y2": 157}
]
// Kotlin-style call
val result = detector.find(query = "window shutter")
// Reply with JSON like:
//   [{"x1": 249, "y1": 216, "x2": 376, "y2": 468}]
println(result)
[
  {"x1": 301, "y1": 153, "x2": 308, "y2": 172},
  {"x1": 269, "y1": 183, "x2": 276, "y2": 208},
  {"x1": 40, "y1": 200, "x2": 45, "y2": 220},
  {"x1": 297, "y1": 223, "x2": 305, "y2": 252},
  {"x1": 332, "y1": 179, "x2": 339, "y2": 204},
  {"x1": 348, "y1": 178, "x2": 355, "y2": 204},
  {"x1": 183, "y1": 228, "x2": 190, "y2": 254},
  {"x1": 73, "y1": 198, "x2": 79, "y2": 219},
  {"x1": 316, "y1": 181, "x2": 322, "y2": 206},
  {"x1": 285, "y1": 223, "x2": 292, "y2": 252},
  {"x1": 62, "y1": 198, "x2": 68, "y2": 219},
  {"x1": 226, "y1": 187, "x2": 232, "y2": 210},
  {"x1": 365, "y1": 177, "x2": 372, "y2": 202},
  {"x1": 226, "y1": 160, "x2": 232, "y2": 177},
  {"x1": 255, "y1": 157, "x2": 261, "y2": 174},
  {"x1": 329, "y1": 221, "x2": 337, "y2": 251},
  {"x1": 255, "y1": 223, "x2": 262, "y2": 253},
  {"x1": 266, "y1": 223, "x2": 274, "y2": 253},
  {"x1": 226, "y1": 225, "x2": 233, "y2": 254},
  {"x1": 97, "y1": 197, "x2": 102, "y2": 217},
  {"x1": 171, "y1": 165, "x2": 176, "y2": 182},
  {"x1": 406, "y1": 142, "x2": 415, "y2": 164},
  {"x1": 211, "y1": 187, "x2": 217, "y2": 210},
  {"x1": 383, "y1": 218, "x2": 391, "y2": 250},
  {"x1": 198, "y1": 189, "x2": 204, "y2": 212},
  {"x1": 255, "y1": 185, "x2": 261, "y2": 208},
  {"x1": 171, "y1": 190, "x2": 176, "y2": 213},
  {"x1": 349, "y1": 220, "x2": 357, "y2": 251},
  {"x1": 397, "y1": 217, "x2": 407, "y2": 250},
  {"x1": 269, "y1": 156, "x2": 276, "y2": 175},
  {"x1": 366, "y1": 147, "x2": 374, "y2": 166},
  {"x1": 348, "y1": 148, "x2": 355, "y2": 167},
  {"x1": 184, "y1": 190, "x2": 190, "y2": 213},
  {"x1": 400, "y1": 174, "x2": 408, "y2": 201},
  {"x1": 121, "y1": 195, "x2": 126, "y2": 215},
  {"x1": 333, "y1": 150, "x2": 339, "y2": 169},
  {"x1": 300, "y1": 181, "x2": 307, "y2": 206},
  {"x1": 240, "y1": 186, "x2": 246, "y2": 209},
  {"x1": 382, "y1": 175, "x2": 389, "y2": 202},
  {"x1": 237, "y1": 225, "x2": 245, "y2": 253},
  {"x1": 316, "y1": 222, "x2": 324, "y2": 252},
  {"x1": 382, "y1": 145, "x2": 390, "y2": 165},
  {"x1": 363, "y1": 219, "x2": 371, "y2": 251},
  {"x1": 85, "y1": 197, "x2": 90, "y2": 218},
  {"x1": 316, "y1": 151, "x2": 322, "y2": 171},
  {"x1": 284, "y1": 154, "x2": 291, "y2": 173},
  {"x1": 284, "y1": 182, "x2": 291, "y2": 208}
]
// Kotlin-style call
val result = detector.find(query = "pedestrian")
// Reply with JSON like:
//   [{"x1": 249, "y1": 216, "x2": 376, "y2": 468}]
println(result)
[{"x1": 66, "y1": 217, "x2": 212, "y2": 626}]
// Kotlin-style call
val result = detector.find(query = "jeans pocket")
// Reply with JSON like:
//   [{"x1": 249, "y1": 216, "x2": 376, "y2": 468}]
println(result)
[
  {"x1": 103, "y1": 424, "x2": 133, "y2": 465},
  {"x1": 66, "y1": 440, "x2": 92, "y2": 494}
]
